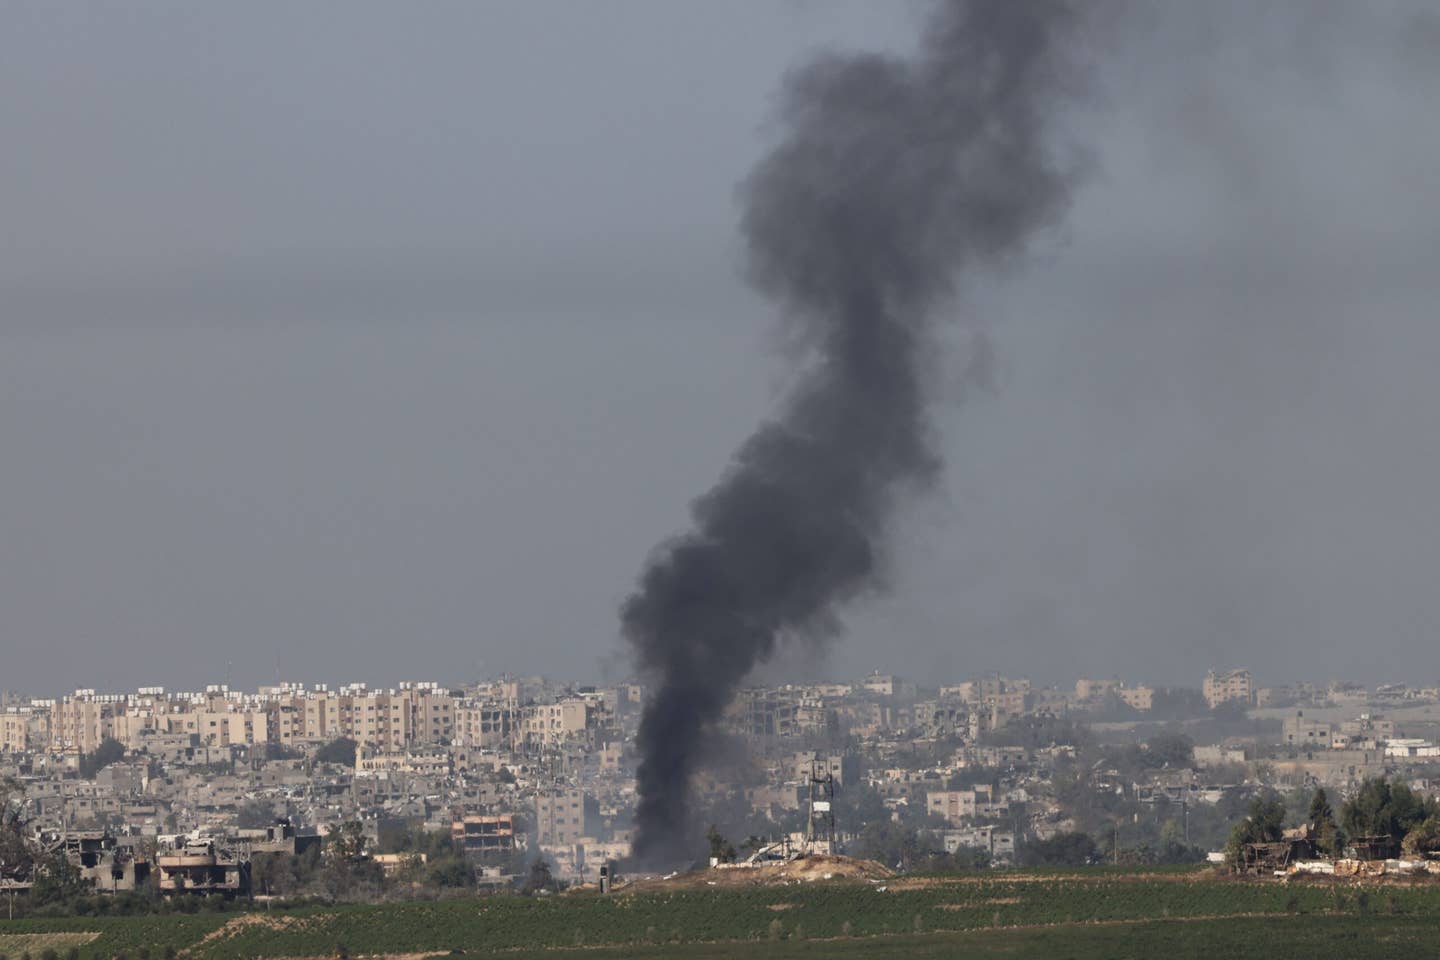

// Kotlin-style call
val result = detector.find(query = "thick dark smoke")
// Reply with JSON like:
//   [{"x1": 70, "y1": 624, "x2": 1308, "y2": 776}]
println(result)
[{"x1": 622, "y1": 0, "x2": 1096, "y2": 864}]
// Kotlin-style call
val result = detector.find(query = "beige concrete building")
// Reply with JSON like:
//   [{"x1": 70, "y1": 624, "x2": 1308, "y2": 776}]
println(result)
[
  {"x1": 1204, "y1": 669, "x2": 1254, "y2": 709},
  {"x1": 52, "y1": 694, "x2": 117, "y2": 753},
  {"x1": 1118, "y1": 685, "x2": 1155, "y2": 711},
  {"x1": 520, "y1": 699, "x2": 592, "y2": 747},
  {"x1": 860, "y1": 673, "x2": 917, "y2": 699},
  {"x1": 1341, "y1": 714, "x2": 1396, "y2": 741},
  {"x1": 1282, "y1": 712, "x2": 1333, "y2": 747},
  {"x1": 927, "y1": 789, "x2": 978, "y2": 827},
  {"x1": 451, "y1": 815, "x2": 516, "y2": 855},
  {"x1": 267, "y1": 685, "x2": 454, "y2": 749},
  {"x1": 1, "y1": 711, "x2": 29, "y2": 752},
  {"x1": 1075, "y1": 677, "x2": 1118, "y2": 702},
  {"x1": 196, "y1": 710, "x2": 269, "y2": 747},
  {"x1": 456, "y1": 700, "x2": 519, "y2": 748},
  {"x1": 355, "y1": 744, "x2": 451, "y2": 775},
  {"x1": 792, "y1": 751, "x2": 852, "y2": 787},
  {"x1": 535, "y1": 789, "x2": 597, "y2": 846}
]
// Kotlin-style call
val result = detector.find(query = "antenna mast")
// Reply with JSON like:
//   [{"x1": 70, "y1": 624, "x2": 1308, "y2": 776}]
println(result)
[{"x1": 805, "y1": 757, "x2": 835, "y2": 855}]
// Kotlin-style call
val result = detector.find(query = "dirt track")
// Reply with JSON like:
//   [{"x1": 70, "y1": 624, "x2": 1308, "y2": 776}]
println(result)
[{"x1": 615, "y1": 854, "x2": 892, "y2": 892}]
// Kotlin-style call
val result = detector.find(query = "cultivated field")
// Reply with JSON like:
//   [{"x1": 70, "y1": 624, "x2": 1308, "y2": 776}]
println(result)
[
  {"x1": 4, "y1": 868, "x2": 1437, "y2": 960},
  {"x1": 0, "y1": 932, "x2": 100, "y2": 955}
]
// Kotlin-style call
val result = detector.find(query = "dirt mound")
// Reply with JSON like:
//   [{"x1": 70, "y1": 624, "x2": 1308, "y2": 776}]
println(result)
[
  {"x1": 617, "y1": 853, "x2": 892, "y2": 892},
  {"x1": 193, "y1": 911, "x2": 323, "y2": 948}
]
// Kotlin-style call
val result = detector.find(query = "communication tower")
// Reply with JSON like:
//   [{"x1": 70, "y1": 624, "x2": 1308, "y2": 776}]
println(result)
[{"x1": 804, "y1": 758, "x2": 836, "y2": 855}]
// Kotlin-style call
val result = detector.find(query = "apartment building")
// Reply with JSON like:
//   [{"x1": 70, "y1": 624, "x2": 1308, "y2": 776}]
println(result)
[
  {"x1": 731, "y1": 689, "x2": 798, "y2": 738},
  {"x1": 1282, "y1": 712, "x2": 1333, "y2": 747},
  {"x1": 1, "y1": 710, "x2": 29, "y2": 752},
  {"x1": 519, "y1": 699, "x2": 592, "y2": 747},
  {"x1": 927, "y1": 789, "x2": 978, "y2": 827},
  {"x1": 1341, "y1": 714, "x2": 1396, "y2": 742},
  {"x1": 1118, "y1": 685, "x2": 1155, "y2": 711},
  {"x1": 944, "y1": 676, "x2": 1030, "y2": 704},
  {"x1": 791, "y1": 751, "x2": 854, "y2": 787},
  {"x1": 451, "y1": 815, "x2": 516, "y2": 856},
  {"x1": 1075, "y1": 677, "x2": 1119, "y2": 702},
  {"x1": 455, "y1": 699, "x2": 520, "y2": 749},
  {"x1": 535, "y1": 789, "x2": 598, "y2": 845},
  {"x1": 268, "y1": 684, "x2": 454, "y2": 749},
  {"x1": 1204, "y1": 669, "x2": 1254, "y2": 709},
  {"x1": 860, "y1": 673, "x2": 917, "y2": 700},
  {"x1": 52, "y1": 693, "x2": 117, "y2": 753}
]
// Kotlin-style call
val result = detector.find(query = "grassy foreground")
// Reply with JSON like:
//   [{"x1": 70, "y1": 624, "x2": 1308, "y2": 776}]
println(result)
[
  {"x1": 3, "y1": 869, "x2": 1434, "y2": 960},
  {"x1": 496, "y1": 916, "x2": 1440, "y2": 960}
]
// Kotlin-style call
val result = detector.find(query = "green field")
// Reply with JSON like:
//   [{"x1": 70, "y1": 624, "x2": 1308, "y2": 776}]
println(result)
[{"x1": 2, "y1": 870, "x2": 1433, "y2": 960}]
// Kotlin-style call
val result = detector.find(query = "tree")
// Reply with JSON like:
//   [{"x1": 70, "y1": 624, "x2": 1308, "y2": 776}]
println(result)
[
  {"x1": 1307, "y1": 787, "x2": 1334, "y2": 824},
  {"x1": 30, "y1": 852, "x2": 88, "y2": 905},
  {"x1": 832, "y1": 781, "x2": 886, "y2": 829},
  {"x1": 0, "y1": 779, "x2": 36, "y2": 882},
  {"x1": 1307, "y1": 787, "x2": 1344, "y2": 856},
  {"x1": 706, "y1": 825, "x2": 736, "y2": 864},
  {"x1": 1401, "y1": 815, "x2": 1440, "y2": 858},
  {"x1": 250, "y1": 852, "x2": 284, "y2": 897},
  {"x1": 941, "y1": 845, "x2": 992, "y2": 871},
  {"x1": 425, "y1": 856, "x2": 471, "y2": 889},
  {"x1": 1019, "y1": 832, "x2": 1101, "y2": 867},
  {"x1": 1341, "y1": 778, "x2": 1438, "y2": 844},
  {"x1": 946, "y1": 766, "x2": 1001, "y2": 791},
  {"x1": 0, "y1": 824, "x2": 32, "y2": 881},
  {"x1": 1149, "y1": 818, "x2": 1207, "y2": 865},
  {"x1": 314, "y1": 738, "x2": 359, "y2": 766},
  {"x1": 1225, "y1": 796, "x2": 1286, "y2": 865},
  {"x1": 1149, "y1": 687, "x2": 1210, "y2": 721},
  {"x1": 1144, "y1": 733, "x2": 1194, "y2": 769},
  {"x1": 326, "y1": 821, "x2": 367, "y2": 861},
  {"x1": 78, "y1": 738, "x2": 126, "y2": 779},
  {"x1": 854, "y1": 820, "x2": 930, "y2": 872},
  {"x1": 1211, "y1": 700, "x2": 1249, "y2": 722},
  {"x1": 521, "y1": 856, "x2": 555, "y2": 895},
  {"x1": 235, "y1": 800, "x2": 277, "y2": 830}
]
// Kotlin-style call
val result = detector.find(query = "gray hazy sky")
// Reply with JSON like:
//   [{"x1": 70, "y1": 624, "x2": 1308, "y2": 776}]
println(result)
[{"x1": 4, "y1": 2, "x2": 1439, "y2": 697}]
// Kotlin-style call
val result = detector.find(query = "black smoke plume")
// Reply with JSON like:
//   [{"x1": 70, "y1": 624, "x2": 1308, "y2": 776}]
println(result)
[{"x1": 622, "y1": 0, "x2": 1095, "y2": 864}]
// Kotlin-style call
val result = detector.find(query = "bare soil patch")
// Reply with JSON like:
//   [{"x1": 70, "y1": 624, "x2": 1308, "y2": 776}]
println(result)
[
  {"x1": 193, "y1": 912, "x2": 326, "y2": 948},
  {"x1": 617, "y1": 854, "x2": 893, "y2": 893},
  {"x1": 0, "y1": 933, "x2": 100, "y2": 953}
]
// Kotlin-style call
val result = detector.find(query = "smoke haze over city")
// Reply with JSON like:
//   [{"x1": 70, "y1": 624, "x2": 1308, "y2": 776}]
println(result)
[{"x1": 4, "y1": 1, "x2": 1440, "y2": 697}]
